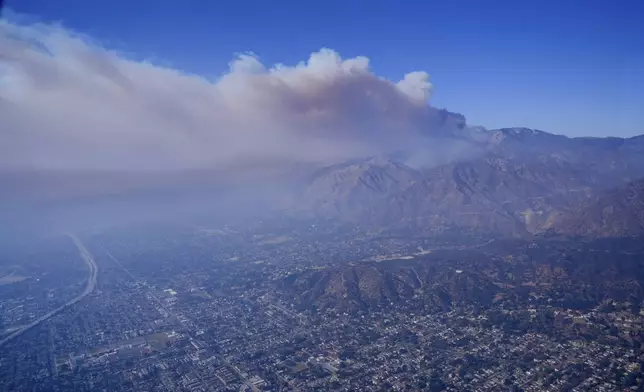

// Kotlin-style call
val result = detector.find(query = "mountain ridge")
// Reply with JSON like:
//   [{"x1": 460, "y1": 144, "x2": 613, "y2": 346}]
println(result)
[{"x1": 298, "y1": 124, "x2": 644, "y2": 237}]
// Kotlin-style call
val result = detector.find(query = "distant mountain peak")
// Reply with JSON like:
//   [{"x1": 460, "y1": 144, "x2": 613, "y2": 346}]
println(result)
[
  {"x1": 301, "y1": 157, "x2": 420, "y2": 215},
  {"x1": 497, "y1": 127, "x2": 547, "y2": 136}
]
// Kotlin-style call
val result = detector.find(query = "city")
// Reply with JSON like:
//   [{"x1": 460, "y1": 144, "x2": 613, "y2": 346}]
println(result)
[{"x1": 1, "y1": 220, "x2": 643, "y2": 391}]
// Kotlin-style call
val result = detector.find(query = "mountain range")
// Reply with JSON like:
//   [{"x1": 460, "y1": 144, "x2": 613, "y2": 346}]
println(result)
[{"x1": 299, "y1": 123, "x2": 644, "y2": 237}]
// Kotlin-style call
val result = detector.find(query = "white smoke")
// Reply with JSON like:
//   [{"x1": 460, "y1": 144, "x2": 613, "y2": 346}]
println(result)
[{"x1": 0, "y1": 19, "x2": 442, "y2": 172}]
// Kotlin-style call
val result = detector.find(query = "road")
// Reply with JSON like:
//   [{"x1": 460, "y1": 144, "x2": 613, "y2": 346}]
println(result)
[{"x1": 0, "y1": 234, "x2": 98, "y2": 348}]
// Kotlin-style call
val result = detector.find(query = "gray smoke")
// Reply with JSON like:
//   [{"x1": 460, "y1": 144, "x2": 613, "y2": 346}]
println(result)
[{"x1": 0, "y1": 19, "x2": 448, "y2": 172}]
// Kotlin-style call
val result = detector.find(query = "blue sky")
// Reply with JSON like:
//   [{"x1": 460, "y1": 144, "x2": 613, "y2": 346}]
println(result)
[{"x1": 5, "y1": 0, "x2": 644, "y2": 137}]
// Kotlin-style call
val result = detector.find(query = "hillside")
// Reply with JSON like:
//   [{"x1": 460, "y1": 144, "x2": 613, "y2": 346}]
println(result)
[
  {"x1": 548, "y1": 179, "x2": 644, "y2": 237},
  {"x1": 279, "y1": 239, "x2": 644, "y2": 314}
]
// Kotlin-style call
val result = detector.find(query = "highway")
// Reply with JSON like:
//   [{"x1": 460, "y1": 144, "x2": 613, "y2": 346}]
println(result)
[{"x1": 0, "y1": 234, "x2": 98, "y2": 348}]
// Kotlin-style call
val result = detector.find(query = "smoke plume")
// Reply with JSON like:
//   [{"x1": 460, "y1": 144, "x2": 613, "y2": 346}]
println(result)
[{"x1": 0, "y1": 19, "x2": 456, "y2": 172}]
